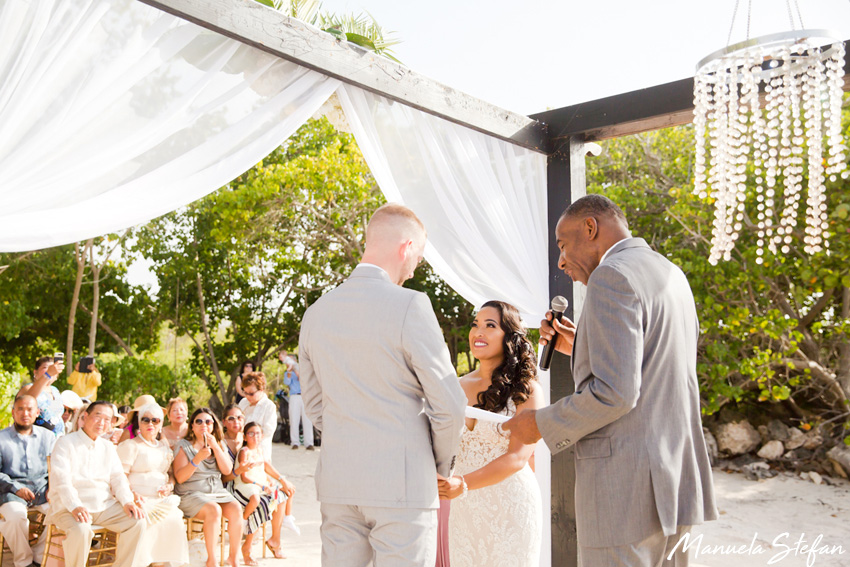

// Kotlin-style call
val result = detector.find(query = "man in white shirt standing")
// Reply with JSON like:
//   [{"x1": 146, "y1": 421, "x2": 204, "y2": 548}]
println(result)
[{"x1": 47, "y1": 401, "x2": 146, "y2": 567}]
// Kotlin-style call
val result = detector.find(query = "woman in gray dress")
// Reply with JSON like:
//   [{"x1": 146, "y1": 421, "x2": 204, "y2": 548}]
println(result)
[{"x1": 173, "y1": 407, "x2": 243, "y2": 567}]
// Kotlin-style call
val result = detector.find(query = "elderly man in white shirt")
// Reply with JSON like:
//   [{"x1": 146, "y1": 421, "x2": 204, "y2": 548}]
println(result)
[{"x1": 47, "y1": 401, "x2": 146, "y2": 567}]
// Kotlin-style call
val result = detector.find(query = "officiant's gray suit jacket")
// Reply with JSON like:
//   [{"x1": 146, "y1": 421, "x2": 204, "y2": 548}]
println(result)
[
  {"x1": 299, "y1": 264, "x2": 466, "y2": 509},
  {"x1": 536, "y1": 238, "x2": 718, "y2": 548}
]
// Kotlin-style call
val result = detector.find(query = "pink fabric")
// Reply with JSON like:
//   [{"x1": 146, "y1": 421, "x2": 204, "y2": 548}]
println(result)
[{"x1": 436, "y1": 499, "x2": 450, "y2": 567}]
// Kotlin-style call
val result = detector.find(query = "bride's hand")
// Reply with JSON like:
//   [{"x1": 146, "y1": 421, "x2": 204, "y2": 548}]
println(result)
[{"x1": 437, "y1": 476, "x2": 465, "y2": 500}]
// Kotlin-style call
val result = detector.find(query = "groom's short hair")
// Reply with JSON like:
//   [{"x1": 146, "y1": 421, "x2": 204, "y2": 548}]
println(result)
[{"x1": 366, "y1": 203, "x2": 427, "y2": 244}]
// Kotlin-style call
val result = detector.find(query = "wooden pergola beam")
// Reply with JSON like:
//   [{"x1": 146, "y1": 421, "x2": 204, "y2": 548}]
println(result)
[
  {"x1": 534, "y1": 38, "x2": 850, "y2": 143},
  {"x1": 137, "y1": 0, "x2": 549, "y2": 153}
]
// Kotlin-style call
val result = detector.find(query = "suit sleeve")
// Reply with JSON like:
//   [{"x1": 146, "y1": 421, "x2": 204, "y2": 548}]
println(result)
[
  {"x1": 299, "y1": 312, "x2": 322, "y2": 432},
  {"x1": 401, "y1": 293, "x2": 467, "y2": 477},
  {"x1": 536, "y1": 264, "x2": 644, "y2": 454}
]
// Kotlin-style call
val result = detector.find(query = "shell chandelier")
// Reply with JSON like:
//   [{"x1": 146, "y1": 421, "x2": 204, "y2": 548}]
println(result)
[{"x1": 693, "y1": 29, "x2": 847, "y2": 265}]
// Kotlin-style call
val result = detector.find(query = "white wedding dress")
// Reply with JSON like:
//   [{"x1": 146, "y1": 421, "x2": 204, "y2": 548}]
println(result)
[{"x1": 449, "y1": 400, "x2": 542, "y2": 567}]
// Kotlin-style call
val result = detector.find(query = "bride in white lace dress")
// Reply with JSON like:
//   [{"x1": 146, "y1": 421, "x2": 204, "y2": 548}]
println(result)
[{"x1": 439, "y1": 300, "x2": 544, "y2": 567}]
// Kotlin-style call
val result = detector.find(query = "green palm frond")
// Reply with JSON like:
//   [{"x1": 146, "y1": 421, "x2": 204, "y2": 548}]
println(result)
[
  {"x1": 253, "y1": 0, "x2": 402, "y2": 63},
  {"x1": 319, "y1": 12, "x2": 402, "y2": 62}
]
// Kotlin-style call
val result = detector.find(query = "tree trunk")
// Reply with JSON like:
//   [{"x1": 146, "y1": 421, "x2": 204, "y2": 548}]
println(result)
[
  {"x1": 197, "y1": 272, "x2": 228, "y2": 408},
  {"x1": 88, "y1": 244, "x2": 100, "y2": 356},
  {"x1": 837, "y1": 287, "x2": 850, "y2": 398},
  {"x1": 66, "y1": 240, "x2": 90, "y2": 375}
]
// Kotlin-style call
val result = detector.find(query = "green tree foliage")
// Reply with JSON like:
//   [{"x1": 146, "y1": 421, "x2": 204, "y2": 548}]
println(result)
[
  {"x1": 0, "y1": 240, "x2": 157, "y2": 367},
  {"x1": 587, "y1": 102, "x2": 850, "y2": 430}
]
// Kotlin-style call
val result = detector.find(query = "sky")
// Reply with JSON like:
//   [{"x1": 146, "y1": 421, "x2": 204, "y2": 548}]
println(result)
[{"x1": 317, "y1": 0, "x2": 850, "y2": 115}]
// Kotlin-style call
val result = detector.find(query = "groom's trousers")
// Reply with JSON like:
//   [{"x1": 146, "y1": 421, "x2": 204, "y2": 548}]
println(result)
[{"x1": 320, "y1": 503, "x2": 437, "y2": 567}]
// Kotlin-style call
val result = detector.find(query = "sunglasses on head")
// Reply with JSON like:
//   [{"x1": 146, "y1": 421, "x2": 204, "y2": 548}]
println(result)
[
  {"x1": 194, "y1": 418, "x2": 214, "y2": 425},
  {"x1": 140, "y1": 417, "x2": 161, "y2": 425}
]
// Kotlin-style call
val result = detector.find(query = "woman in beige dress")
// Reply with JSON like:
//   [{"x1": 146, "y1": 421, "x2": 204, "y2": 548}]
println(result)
[
  {"x1": 162, "y1": 397, "x2": 189, "y2": 448},
  {"x1": 116, "y1": 401, "x2": 190, "y2": 566},
  {"x1": 174, "y1": 407, "x2": 242, "y2": 567}
]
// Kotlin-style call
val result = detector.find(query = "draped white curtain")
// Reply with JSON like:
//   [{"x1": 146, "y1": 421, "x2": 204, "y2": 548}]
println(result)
[
  {"x1": 2, "y1": 1, "x2": 553, "y2": 564},
  {"x1": 0, "y1": 0, "x2": 340, "y2": 251},
  {"x1": 336, "y1": 86, "x2": 549, "y2": 324}
]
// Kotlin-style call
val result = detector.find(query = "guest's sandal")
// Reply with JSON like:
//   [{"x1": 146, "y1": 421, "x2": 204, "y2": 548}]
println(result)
[{"x1": 265, "y1": 541, "x2": 286, "y2": 559}]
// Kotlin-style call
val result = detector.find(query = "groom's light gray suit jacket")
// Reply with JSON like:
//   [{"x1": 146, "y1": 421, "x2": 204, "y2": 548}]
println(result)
[
  {"x1": 299, "y1": 264, "x2": 466, "y2": 509},
  {"x1": 536, "y1": 238, "x2": 717, "y2": 548}
]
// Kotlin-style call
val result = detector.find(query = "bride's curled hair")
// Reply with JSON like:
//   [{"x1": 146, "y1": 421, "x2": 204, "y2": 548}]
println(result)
[{"x1": 474, "y1": 300, "x2": 538, "y2": 413}]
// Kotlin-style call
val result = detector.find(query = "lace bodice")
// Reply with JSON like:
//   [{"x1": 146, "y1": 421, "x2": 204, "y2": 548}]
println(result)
[
  {"x1": 455, "y1": 401, "x2": 514, "y2": 475},
  {"x1": 449, "y1": 398, "x2": 541, "y2": 567}
]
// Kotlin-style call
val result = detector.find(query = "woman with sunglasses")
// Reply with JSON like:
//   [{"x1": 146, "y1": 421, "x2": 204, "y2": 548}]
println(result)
[
  {"x1": 173, "y1": 408, "x2": 242, "y2": 567},
  {"x1": 238, "y1": 372, "x2": 277, "y2": 459},
  {"x1": 117, "y1": 402, "x2": 189, "y2": 566}
]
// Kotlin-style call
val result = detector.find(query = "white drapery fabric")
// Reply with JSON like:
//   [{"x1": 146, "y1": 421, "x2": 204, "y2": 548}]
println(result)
[
  {"x1": 0, "y1": 0, "x2": 340, "y2": 251},
  {"x1": 2, "y1": 1, "x2": 553, "y2": 564},
  {"x1": 336, "y1": 86, "x2": 551, "y2": 567},
  {"x1": 336, "y1": 85, "x2": 550, "y2": 324}
]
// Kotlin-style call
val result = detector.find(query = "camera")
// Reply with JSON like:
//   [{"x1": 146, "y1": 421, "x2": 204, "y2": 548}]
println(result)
[
  {"x1": 54, "y1": 352, "x2": 64, "y2": 363},
  {"x1": 79, "y1": 356, "x2": 95, "y2": 373}
]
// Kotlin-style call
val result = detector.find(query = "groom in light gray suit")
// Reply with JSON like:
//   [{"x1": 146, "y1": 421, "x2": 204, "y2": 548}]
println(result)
[
  {"x1": 299, "y1": 203, "x2": 467, "y2": 567},
  {"x1": 504, "y1": 195, "x2": 717, "y2": 566}
]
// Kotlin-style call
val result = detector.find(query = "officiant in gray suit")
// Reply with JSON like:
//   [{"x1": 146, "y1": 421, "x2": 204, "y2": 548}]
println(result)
[
  {"x1": 299, "y1": 203, "x2": 467, "y2": 567},
  {"x1": 503, "y1": 195, "x2": 717, "y2": 566}
]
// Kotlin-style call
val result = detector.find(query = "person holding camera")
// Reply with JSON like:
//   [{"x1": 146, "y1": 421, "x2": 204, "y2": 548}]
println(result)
[
  {"x1": 18, "y1": 355, "x2": 66, "y2": 436},
  {"x1": 67, "y1": 356, "x2": 101, "y2": 400},
  {"x1": 280, "y1": 352, "x2": 313, "y2": 451}
]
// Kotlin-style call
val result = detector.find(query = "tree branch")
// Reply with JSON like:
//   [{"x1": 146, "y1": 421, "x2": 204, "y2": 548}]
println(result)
[{"x1": 78, "y1": 304, "x2": 135, "y2": 357}]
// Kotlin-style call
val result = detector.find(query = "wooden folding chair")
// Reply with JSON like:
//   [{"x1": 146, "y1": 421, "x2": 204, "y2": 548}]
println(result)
[
  {"x1": 40, "y1": 522, "x2": 120, "y2": 567},
  {"x1": 0, "y1": 508, "x2": 46, "y2": 566}
]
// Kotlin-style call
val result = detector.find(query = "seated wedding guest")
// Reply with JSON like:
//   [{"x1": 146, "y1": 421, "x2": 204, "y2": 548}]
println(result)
[
  {"x1": 161, "y1": 397, "x2": 189, "y2": 448},
  {"x1": 19, "y1": 356, "x2": 65, "y2": 436},
  {"x1": 0, "y1": 395, "x2": 55, "y2": 567},
  {"x1": 67, "y1": 358, "x2": 102, "y2": 400},
  {"x1": 115, "y1": 405, "x2": 131, "y2": 429},
  {"x1": 173, "y1": 408, "x2": 242, "y2": 567},
  {"x1": 47, "y1": 401, "x2": 146, "y2": 567},
  {"x1": 233, "y1": 421, "x2": 296, "y2": 562},
  {"x1": 222, "y1": 403, "x2": 298, "y2": 543},
  {"x1": 117, "y1": 402, "x2": 189, "y2": 566},
  {"x1": 238, "y1": 373, "x2": 277, "y2": 458},
  {"x1": 234, "y1": 361, "x2": 255, "y2": 404},
  {"x1": 118, "y1": 395, "x2": 159, "y2": 444},
  {"x1": 60, "y1": 390, "x2": 84, "y2": 426}
]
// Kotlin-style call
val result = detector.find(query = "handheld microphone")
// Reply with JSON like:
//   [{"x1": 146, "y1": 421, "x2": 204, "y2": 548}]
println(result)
[{"x1": 539, "y1": 295, "x2": 569, "y2": 371}]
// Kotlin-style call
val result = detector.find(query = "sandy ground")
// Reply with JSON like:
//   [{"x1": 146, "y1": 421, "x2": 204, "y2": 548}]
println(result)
[
  {"x1": 689, "y1": 468, "x2": 850, "y2": 567},
  {"x1": 217, "y1": 446, "x2": 850, "y2": 567},
  {"x1": 14, "y1": 444, "x2": 843, "y2": 567}
]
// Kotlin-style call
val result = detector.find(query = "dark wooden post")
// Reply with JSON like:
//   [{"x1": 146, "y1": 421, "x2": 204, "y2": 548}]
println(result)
[{"x1": 545, "y1": 135, "x2": 588, "y2": 566}]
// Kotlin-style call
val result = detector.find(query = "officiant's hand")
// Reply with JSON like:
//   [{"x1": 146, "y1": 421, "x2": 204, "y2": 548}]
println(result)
[
  {"x1": 501, "y1": 409, "x2": 542, "y2": 445},
  {"x1": 539, "y1": 312, "x2": 576, "y2": 356}
]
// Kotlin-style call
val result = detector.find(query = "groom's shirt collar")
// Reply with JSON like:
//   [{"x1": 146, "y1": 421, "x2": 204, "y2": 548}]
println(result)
[
  {"x1": 600, "y1": 238, "x2": 629, "y2": 265},
  {"x1": 356, "y1": 262, "x2": 388, "y2": 276}
]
